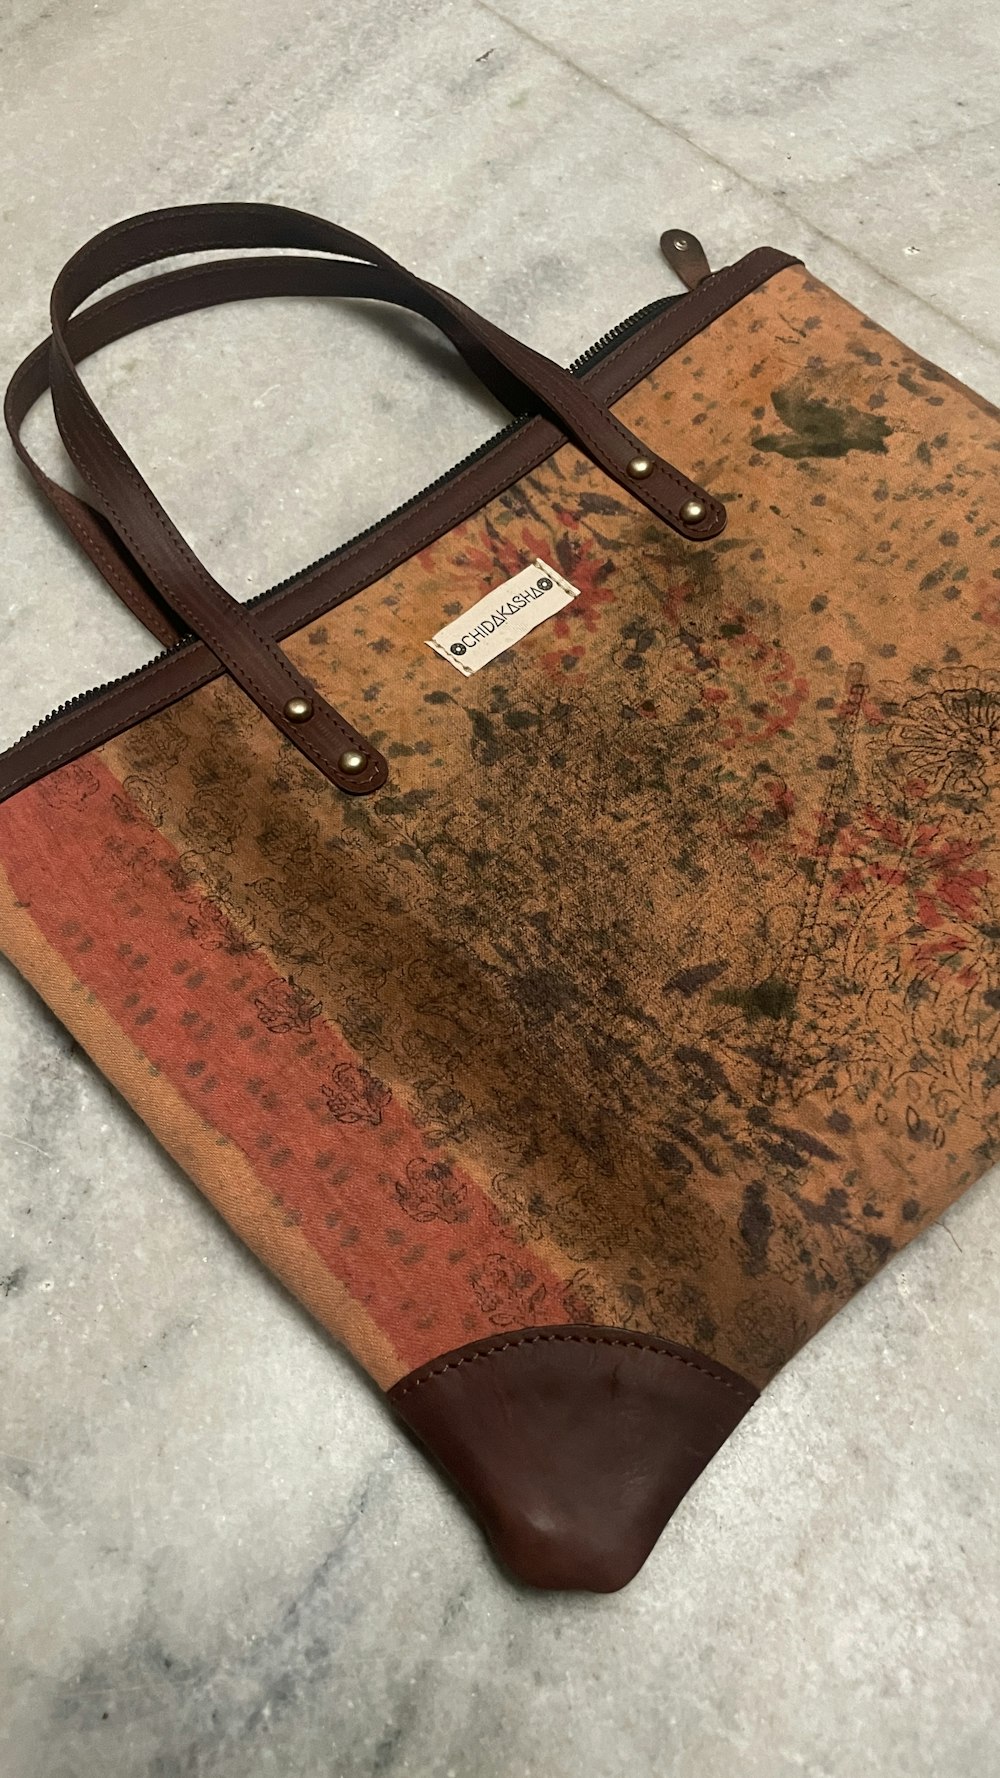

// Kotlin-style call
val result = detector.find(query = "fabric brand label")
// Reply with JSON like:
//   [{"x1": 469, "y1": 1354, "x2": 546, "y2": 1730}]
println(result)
[{"x1": 427, "y1": 558, "x2": 580, "y2": 676}]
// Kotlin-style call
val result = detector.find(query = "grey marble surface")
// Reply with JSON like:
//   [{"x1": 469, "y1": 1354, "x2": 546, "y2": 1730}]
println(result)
[{"x1": 1, "y1": 2, "x2": 999, "y2": 1774}]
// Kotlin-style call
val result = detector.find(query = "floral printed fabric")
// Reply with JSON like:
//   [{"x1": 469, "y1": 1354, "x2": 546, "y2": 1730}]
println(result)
[{"x1": 1, "y1": 263, "x2": 998, "y2": 1390}]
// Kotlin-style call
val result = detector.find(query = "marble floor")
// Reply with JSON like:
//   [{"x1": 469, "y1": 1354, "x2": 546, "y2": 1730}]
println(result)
[{"x1": 1, "y1": 2, "x2": 998, "y2": 1773}]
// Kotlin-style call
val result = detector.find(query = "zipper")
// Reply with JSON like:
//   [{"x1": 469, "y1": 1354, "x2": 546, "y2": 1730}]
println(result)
[{"x1": 15, "y1": 293, "x2": 683, "y2": 749}]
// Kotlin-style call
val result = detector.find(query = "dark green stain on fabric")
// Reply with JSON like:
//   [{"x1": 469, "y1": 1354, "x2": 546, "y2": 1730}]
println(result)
[
  {"x1": 713, "y1": 975, "x2": 797, "y2": 1021},
  {"x1": 753, "y1": 382, "x2": 892, "y2": 460}
]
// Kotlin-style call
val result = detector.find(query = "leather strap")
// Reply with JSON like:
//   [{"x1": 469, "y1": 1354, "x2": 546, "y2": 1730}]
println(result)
[
  {"x1": 660, "y1": 228, "x2": 713, "y2": 290},
  {"x1": 49, "y1": 206, "x2": 724, "y2": 541},
  {"x1": 0, "y1": 246, "x2": 797, "y2": 813},
  {"x1": 7, "y1": 255, "x2": 548, "y2": 648},
  {"x1": 30, "y1": 203, "x2": 727, "y2": 791}
]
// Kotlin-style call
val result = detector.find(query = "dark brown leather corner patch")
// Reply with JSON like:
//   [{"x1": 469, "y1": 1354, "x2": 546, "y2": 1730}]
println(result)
[{"x1": 388, "y1": 1325, "x2": 757, "y2": 1593}]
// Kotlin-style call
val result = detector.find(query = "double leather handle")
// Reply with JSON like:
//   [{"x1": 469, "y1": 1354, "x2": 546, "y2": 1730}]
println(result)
[
  {"x1": 6, "y1": 255, "x2": 548, "y2": 650},
  {"x1": 22, "y1": 203, "x2": 726, "y2": 795}
]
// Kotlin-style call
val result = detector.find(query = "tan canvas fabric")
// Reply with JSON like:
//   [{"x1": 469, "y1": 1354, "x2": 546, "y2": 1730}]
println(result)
[{"x1": 1, "y1": 264, "x2": 997, "y2": 1390}]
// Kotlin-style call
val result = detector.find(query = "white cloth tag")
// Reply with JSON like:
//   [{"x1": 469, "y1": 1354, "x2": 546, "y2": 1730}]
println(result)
[{"x1": 427, "y1": 558, "x2": 580, "y2": 676}]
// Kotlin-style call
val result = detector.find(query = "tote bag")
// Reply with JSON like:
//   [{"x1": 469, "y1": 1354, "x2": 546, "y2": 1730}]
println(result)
[{"x1": 2, "y1": 203, "x2": 997, "y2": 1590}]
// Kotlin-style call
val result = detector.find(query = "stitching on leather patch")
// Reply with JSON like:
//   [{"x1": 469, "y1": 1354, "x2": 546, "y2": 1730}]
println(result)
[{"x1": 390, "y1": 1330, "x2": 759, "y2": 1403}]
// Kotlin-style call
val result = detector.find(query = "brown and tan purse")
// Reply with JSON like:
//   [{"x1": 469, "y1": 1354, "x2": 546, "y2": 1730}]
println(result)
[{"x1": 2, "y1": 203, "x2": 997, "y2": 1591}]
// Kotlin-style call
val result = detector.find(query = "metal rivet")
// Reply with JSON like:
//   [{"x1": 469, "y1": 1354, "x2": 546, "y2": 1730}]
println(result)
[
  {"x1": 672, "y1": 236, "x2": 688, "y2": 250},
  {"x1": 337, "y1": 748, "x2": 367, "y2": 775},
  {"x1": 283, "y1": 695, "x2": 314, "y2": 723},
  {"x1": 626, "y1": 455, "x2": 655, "y2": 479},
  {"x1": 680, "y1": 498, "x2": 706, "y2": 523}
]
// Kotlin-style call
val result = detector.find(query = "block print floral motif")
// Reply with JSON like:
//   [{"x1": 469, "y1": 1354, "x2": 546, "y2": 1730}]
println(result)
[
  {"x1": 885, "y1": 670, "x2": 1000, "y2": 819},
  {"x1": 322, "y1": 1063, "x2": 391, "y2": 1126},
  {"x1": 112, "y1": 776, "x2": 163, "y2": 828},
  {"x1": 119, "y1": 711, "x2": 186, "y2": 778},
  {"x1": 38, "y1": 761, "x2": 100, "y2": 808},
  {"x1": 184, "y1": 891, "x2": 261, "y2": 956},
  {"x1": 470, "y1": 1253, "x2": 548, "y2": 1327},
  {"x1": 179, "y1": 793, "x2": 238, "y2": 856},
  {"x1": 395, "y1": 1157, "x2": 470, "y2": 1223},
  {"x1": 253, "y1": 977, "x2": 322, "y2": 1035},
  {"x1": 786, "y1": 670, "x2": 1000, "y2": 1158},
  {"x1": 412, "y1": 1076, "x2": 474, "y2": 1145}
]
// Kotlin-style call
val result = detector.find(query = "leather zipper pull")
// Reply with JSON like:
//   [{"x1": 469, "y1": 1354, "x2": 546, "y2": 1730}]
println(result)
[{"x1": 659, "y1": 228, "x2": 712, "y2": 290}]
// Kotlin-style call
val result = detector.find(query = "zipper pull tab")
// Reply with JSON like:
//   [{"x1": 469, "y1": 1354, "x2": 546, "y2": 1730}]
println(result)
[{"x1": 659, "y1": 228, "x2": 712, "y2": 290}]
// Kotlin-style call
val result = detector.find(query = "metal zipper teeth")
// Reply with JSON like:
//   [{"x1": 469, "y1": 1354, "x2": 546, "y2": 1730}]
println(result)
[{"x1": 16, "y1": 293, "x2": 681, "y2": 747}]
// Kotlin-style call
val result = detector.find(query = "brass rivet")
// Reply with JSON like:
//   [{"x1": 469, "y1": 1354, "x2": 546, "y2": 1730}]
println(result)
[
  {"x1": 283, "y1": 695, "x2": 313, "y2": 723},
  {"x1": 680, "y1": 498, "x2": 706, "y2": 523},
  {"x1": 626, "y1": 455, "x2": 654, "y2": 479},
  {"x1": 337, "y1": 748, "x2": 367, "y2": 775}
]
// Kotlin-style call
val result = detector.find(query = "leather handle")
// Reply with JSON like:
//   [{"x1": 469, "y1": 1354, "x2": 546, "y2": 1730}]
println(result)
[
  {"x1": 48, "y1": 203, "x2": 724, "y2": 535},
  {"x1": 42, "y1": 204, "x2": 726, "y2": 792},
  {"x1": 7, "y1": 254, "x2": 546, "y2": 647}
]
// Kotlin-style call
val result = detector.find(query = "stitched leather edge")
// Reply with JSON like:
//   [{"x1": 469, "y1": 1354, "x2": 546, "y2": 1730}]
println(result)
[
  {"x1": 0, "y1": 247, "x2": 799, "y2": 804},
  {"x1": 389, "y1": 1321, "x2": 759, "y2": 1591},
  {"x1": 387, "y1": 1324, "x2": 759, "y2": 1405}
]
